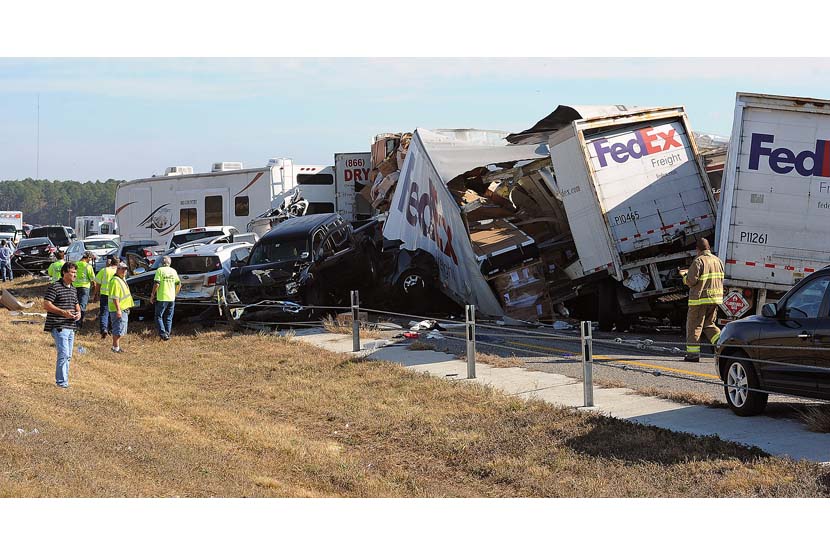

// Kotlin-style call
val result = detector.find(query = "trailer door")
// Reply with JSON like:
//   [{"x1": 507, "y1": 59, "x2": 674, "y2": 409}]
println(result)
[{"x1": 582, "y1": 118, "x2": 715, "y2": 257}]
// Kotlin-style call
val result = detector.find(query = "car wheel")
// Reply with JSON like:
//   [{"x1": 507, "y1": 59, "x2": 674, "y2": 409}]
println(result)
[
  {"x1": 401, "y1": 271, "x2": 426, "y2": 294},
  {"x1": 721, "y1": 355, "x2": 768, "y2": 416}
]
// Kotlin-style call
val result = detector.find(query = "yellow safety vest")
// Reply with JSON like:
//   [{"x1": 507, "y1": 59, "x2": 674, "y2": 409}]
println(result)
[
  {"x1": 48, "y1": 260, "x2": 65, "y2": 282},
  {"x1": 73, "y1": 260, "x2": 95, "y2": 288},
  {"x1": 108, "y1": 275, "x2": 134, "y2": 312},
  {"x1": 95, "y1": 266, "x2": 117, "y2": 296}
]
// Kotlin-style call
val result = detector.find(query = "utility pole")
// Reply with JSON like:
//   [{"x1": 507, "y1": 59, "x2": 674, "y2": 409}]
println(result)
[
  {"x1": 36, "y1": 93, "x2": 40, "y2": 180},
  {"x1": 67, "y1": 208, "x2": 72, "y2": 227}
]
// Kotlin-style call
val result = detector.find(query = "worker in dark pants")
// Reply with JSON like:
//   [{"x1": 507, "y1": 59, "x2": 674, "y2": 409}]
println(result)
[
  {"x1": 92, "y1": 256, "x2": 120, "y2": 339},
  {"x1": 683, "y1": 238, "x2": 724, "y2": 363}
]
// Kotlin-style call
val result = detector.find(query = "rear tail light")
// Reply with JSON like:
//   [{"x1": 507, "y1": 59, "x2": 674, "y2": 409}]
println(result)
[
  {"x1": 48, "y1": 246, "x2": 56, "y2": 253},
  {"x1": 206, "y1": 274, "x2": 218, "y2": 286},
  {"x1": 14, "y1": 250, "x2": 23, "y2": 256}
]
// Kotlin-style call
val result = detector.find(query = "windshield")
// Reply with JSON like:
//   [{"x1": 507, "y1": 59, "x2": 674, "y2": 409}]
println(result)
[
  {"x1": 84, "y1": 239, "x2": 119, "y2": 251},
  {"x1": 249, "y1": 238, "x2": 308, "y2": 265},
  {"x1": 171, "y1": 255, "x2": 222, "y2": 274},
  {"x1": 0, "y1": 225, "x2": 16, "y2": 234},
  {"x1": 170, "y1": 231, "x2": 224, "y2": 248},
  {"x1": 17, "y1": 238, "x2": 50, "y2": 248},
  {"x1": 29, "y1": 227, "x2": 70, "y2": 246}
]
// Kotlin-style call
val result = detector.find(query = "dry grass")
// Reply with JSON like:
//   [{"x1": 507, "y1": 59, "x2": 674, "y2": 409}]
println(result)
[
  {"x1": 593, "y1": 379, "x2": 726, "y2": 408},
  {"x1": 407, "y1": 341, "x2": 433, "y2": 351},
  {"x1": 459, "y1": 352, "x2": 526, "y2": 368},
  {"x1": 1, "y1": 275, "x2": 829, "y2": 497},
  {"x1": 321, "y1": 315, "x2": 388, "y2": 339},
  {"x1": 796, "y1": 406, "x2": 830, "y2": 433}
]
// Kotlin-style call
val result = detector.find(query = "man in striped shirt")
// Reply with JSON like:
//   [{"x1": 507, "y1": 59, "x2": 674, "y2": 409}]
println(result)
[{"x1": 43, "y1": 262, "x2": 81, "y2": 388}]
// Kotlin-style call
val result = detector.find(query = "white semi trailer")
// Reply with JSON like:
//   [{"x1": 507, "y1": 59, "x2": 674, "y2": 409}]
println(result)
[
  {"x1": 715, "y1": 92, "x2": 830, "y2": 322},
  {"x1": 546, "y1": 106, "x2": 718, "y2": 330}
]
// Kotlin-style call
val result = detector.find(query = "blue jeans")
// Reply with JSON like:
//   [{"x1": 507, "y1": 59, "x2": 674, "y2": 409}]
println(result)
[
  {"x1": 99, "y1": 294, "x2": 110, "y2": 334},
  {"x1": 76, "y1": 287, "x2": 90, "y2": 329},
  {"x1": 51, "y1": 327, "x2": 75, "y2": 387},
  {"x1": 155, "y1": 301, "x2": 175, "y2": 337},
  {"x1": 0, "y1": 261, "x2": 12, "y2": 281}
]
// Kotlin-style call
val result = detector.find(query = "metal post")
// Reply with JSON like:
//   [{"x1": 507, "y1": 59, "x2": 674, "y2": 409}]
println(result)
[
  {"x1": 351, "y1": 290, "x2": 360, "y2": 352},
  {"x1": 466, "y1": 304, "x2": 476, "y2": 379},
  {"x1": 581, "y1": 320, "x2": 594, "y2": 407}
]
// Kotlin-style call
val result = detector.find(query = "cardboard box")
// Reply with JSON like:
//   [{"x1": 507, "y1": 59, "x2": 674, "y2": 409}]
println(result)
[
  {"x1": 378, "y1": 153, "x2": 399, "y2": 177},
  {"x1": 469, "y1": 219, "x2": 539, "y2": 277},
  {"x1": 372, "y1": 134, "x2": 400, "y2": 168},
  {"x1": 502, "y1": 295, "x2": 552, "y2": 321},
  {"x1": 371, "y1": 170, "x2": 400, "y2": 209},
  {"x1": 488, "y1": 262, "x2": 546, "y2": 291}
]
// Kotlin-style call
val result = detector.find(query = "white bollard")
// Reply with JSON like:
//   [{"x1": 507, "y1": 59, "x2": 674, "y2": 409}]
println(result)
[
  {"x1": 351, "y1": 290, "x2": 360, "y2": 352},
  {"x1": 466, "y1": 305, "x2": 476, "y2": 379},
  {"x1": 581, "y1": 320, "x2": 594, "y2": 407}
]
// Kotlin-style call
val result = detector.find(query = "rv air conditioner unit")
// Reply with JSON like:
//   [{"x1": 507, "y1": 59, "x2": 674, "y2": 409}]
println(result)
[
  {"x1": 163, "y1": 166, "x2": 194, "y2": 176},
  {"x1": 212, "y1": 162, "x2": 243, "y2": 172}
]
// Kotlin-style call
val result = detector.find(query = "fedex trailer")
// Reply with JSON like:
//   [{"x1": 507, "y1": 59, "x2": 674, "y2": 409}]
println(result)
[
  {"x1": 715, "y1": 92, "x2": 830, "y2": 321},
  {"x1": 115, "y1": 159, "x2": 335, "y2": 242},
  {"x1": 547, "y1": 106, "x2": 717, "y2": 330}
]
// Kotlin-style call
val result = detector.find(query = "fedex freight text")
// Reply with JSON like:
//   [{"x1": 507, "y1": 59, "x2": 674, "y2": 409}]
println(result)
[{"x1": 651, "y1": 153, "x2": 683, "y2": 168}]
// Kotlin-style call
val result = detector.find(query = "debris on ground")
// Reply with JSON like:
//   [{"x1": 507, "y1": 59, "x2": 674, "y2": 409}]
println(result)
[{"x1": 1, "y1": 289, "x2": 34, "y2": 311}]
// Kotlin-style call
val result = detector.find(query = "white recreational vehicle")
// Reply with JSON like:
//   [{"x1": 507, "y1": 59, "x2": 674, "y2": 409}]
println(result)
[{"x1": 115, "y1": 159, "x2": 336, "y2": 242}]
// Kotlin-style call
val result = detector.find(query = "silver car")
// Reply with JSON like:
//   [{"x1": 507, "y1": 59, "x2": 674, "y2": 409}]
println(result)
[{"x1": 167, "y1": 242, "x2": 252, "y2": 302}]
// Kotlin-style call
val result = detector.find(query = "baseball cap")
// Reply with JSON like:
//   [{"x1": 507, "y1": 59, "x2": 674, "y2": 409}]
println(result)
[{"x1": 117, "y1": 261, "x2": 129, "y2": 269}]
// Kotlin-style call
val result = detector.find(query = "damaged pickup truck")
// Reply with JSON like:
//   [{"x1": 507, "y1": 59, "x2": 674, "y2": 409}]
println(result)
[{"x1": 226, "y1": 213, "x2": 445, "y2": 321}]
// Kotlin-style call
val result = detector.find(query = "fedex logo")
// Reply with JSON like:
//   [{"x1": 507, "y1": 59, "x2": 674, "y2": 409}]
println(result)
[
  {"x1": 395, "y1": 177, "x2": 459, "y2": 265},
  {"x1": 592, "y1": 126, "x2": 682, "y2": 168},
  {"x1": 748, "y1": 133, "x2": 830, "y2": 177}
]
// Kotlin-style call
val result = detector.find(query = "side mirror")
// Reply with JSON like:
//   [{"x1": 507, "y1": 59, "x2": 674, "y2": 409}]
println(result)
[
  {"x1": 761, "y1": 303, "x2": 778, "y2": 318},
  {"x1": 134, "y1": 267, "x2": 146, "y2": 275}
]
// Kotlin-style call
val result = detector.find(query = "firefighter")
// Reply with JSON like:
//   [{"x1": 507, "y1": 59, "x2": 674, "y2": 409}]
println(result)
[{"x1": 683, "y1": 238, "x2": 724, "y2": 363}]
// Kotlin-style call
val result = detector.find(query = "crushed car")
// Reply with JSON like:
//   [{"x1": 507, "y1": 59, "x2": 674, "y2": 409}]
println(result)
[
  {"x1": 226, "y1": 213, "x2": 452, "y2": 321},
  {"x1": 227, "y1": 213, "x2": 382, "y2": 321},
  {"x1": 128, "y1": 241, "x2": 254, "y2": 321}
]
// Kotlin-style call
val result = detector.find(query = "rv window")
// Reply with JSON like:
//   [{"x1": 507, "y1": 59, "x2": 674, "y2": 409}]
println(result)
[
  {"x1": 180, "y1": 208, "x2": 197, "y2": 229},
  {"x1": 305, "y1": 202, "x2": 335, "y2": 215},
  {"x1": 235, "y1": 196, "x2": 249, "y2": 217},
  {"x1": 205, "y1": 196, "x2": 223, "y2": 226},
  {"x1": 297, "y1": 173, "x2": 334, "y2": 186}
]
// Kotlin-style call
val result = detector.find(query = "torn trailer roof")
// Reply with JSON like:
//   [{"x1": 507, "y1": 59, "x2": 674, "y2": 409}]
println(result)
[{"x1": 383, "y1": 128, "x2": 552, "y2": 317}]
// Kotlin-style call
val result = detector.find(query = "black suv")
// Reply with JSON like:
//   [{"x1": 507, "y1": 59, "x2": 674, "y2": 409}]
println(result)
[
  {"x1": 716, "y1": 267, "x2": 830, "y2": 416},
  {"x1": 28, "y1": 225, "x2": 75, "y2": 251},
  {"x1": 228, "y1": 214, "x2": 381, "y2": 319}
]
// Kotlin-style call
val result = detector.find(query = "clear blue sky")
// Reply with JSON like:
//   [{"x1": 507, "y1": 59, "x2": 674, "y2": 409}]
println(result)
[{"x1": 3, "y1": 58, "x2": 830, "y2": 182}]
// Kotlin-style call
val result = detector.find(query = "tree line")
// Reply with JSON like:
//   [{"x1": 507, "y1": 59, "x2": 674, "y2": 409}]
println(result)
[{"x1": 0, "y1": 179, "x2": 122, "y2": 226}]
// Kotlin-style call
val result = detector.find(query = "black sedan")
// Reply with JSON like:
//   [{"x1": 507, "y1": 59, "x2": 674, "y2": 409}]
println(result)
[
  {"x1": 716, "y1": 267, "x2": 830, "y2": 416},
  {"x1": 12, "y1": 237, "x2": 57, "y2": 272}
]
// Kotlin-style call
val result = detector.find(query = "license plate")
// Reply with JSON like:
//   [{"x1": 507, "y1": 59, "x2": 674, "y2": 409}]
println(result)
[{"x1": 31, "y1": 249, "x2": 39, "y2": 254}]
